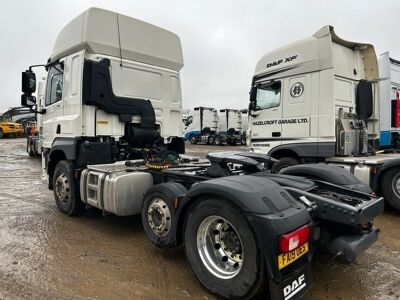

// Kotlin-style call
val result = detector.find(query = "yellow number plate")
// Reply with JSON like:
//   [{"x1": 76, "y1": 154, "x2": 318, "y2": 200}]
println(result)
[{"x1": 278, "y1": 243, "x2": 309, "y2": 270}]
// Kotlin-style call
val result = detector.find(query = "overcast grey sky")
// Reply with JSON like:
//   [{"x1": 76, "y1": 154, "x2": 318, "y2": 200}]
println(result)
[{"x1": 0, "y1": 0, "x2": 399, "y2": 112}]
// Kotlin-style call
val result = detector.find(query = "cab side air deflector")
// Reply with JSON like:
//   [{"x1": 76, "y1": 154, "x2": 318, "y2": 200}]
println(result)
[{"x1": 82, "y1": 58, "x2": 156, "y2": 126}]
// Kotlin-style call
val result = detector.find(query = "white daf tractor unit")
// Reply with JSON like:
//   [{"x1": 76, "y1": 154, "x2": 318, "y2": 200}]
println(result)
[
  {"x1": 378, "y1": 52, "x2": 400, "y2": 148},
  {"x1": 21, "y1": 12, "x2": 385, "y2": 299},
  {"x1": 248, "y1": 25, "x2": 400, "y2": 209}
]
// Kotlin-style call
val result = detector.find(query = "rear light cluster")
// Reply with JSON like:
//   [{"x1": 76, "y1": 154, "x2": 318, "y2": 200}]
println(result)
[{"x1": 279, "y1": 225, "x2": 310, "y2": 253}]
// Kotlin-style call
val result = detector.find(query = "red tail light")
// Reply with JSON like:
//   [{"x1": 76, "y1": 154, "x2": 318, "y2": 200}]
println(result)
[{"x1": 279, "y1": 225, "x2": 310, "y2": 253}]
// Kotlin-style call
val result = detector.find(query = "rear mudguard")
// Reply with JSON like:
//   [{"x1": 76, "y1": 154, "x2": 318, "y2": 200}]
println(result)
[
  {"x1": 280, "y1": 164, "x2": 372, "y2": 194},
  {"x1": 180, "y1": 175, "x2": 313, "y2": 283}
]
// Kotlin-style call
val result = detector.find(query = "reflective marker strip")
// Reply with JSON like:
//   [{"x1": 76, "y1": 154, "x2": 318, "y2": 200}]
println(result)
[{"x1": 284, "y1": 283, "x2": 306, "y2": 300}]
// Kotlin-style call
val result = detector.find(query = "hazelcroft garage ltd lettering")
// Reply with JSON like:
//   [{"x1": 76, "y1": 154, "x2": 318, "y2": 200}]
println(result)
[{"x1": 252, "y1": 118, "x2": 309, "y2": 126}]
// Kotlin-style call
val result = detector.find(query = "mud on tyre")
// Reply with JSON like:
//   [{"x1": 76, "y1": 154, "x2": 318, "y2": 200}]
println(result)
[{"x1": 53, "y1": 160, "x2": 84, "y2": 216}]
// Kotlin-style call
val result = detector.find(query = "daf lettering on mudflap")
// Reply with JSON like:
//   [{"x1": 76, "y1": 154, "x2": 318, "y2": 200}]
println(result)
[{"x1": 283, "y1": 274, "x2": 306, "y2": 300}]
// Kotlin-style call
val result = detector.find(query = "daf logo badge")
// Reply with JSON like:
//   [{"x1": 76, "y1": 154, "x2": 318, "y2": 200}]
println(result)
[{"x1": 290, "y1": 82, "x2": 304, "y2": 98}]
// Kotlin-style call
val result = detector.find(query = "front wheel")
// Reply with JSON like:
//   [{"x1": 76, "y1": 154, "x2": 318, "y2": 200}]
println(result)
[
  {"x1": 381, "y1": 167, "x2": 400, "y2": 210},
  {"x1": 184, "y1": 199, "x2": 265, "y2": 299},
  {"x1": 53, "y1": 160, "x2": 83, "y2": 216},
  {"x1": 0, "y1": 129, "x2": 3, "y2": 138}
]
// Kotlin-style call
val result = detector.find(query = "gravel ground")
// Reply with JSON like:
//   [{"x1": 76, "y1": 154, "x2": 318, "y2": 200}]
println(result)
[{"x1": 0, "y1": 138, "x2": 399, "y2": 299}]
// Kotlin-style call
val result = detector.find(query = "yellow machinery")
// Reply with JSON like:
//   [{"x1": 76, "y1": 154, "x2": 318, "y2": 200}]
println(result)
[{"x1": 0, "y1": 116, "x2": 24, "y2": 138}]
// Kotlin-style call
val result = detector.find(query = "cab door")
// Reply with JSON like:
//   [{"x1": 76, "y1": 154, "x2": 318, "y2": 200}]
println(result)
[
  {"x1": 250, "y1": 81, "x2": 283, "y2": 148},
  {"x1": 281, "y1": 75, "x2": 311, "y2": 139},
  {"x1": 42, "y1": 62, "x2": 64, "y2": 148}
]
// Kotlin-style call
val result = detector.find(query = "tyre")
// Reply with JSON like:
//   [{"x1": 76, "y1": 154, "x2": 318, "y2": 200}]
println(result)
[
  {"x1": 227, "y1": 138, "x2": 236, "y2": 146},
  {"x1": 214, "y1": 135, "x2": 223, "y2": 146},
  {"x1": 28, "y1": 142, "x2": 35, "y2": 157},
  {"x1": 381, "y1": 167, "x2": 400, "y2": 210},
  {"x1": 208, "y1": 136, "x2": 215, "y2": 145},
  {"x1": 271, "y1": 156, "x2": 300, "y2": 173},
  {"x1": 141, "y1": 182, "x2": 187, "y2": 248},
  {"x1": 241, "y1": 135, "x2": 246, "y2": 145},
  {"x1": 184, "y1": 198, "x2": 265, "y2": 299},
  {"x1": 190, "y1": 136, "x2": 198, "y2": 144},
  {"x1": 0, "y1": 129, "x2": 3, "y2": 138},
  {"x1": 53, "y1": 160, "x2": 83, "y2": 216}
]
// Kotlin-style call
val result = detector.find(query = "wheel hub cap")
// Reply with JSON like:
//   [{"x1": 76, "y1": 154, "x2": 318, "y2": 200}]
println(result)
[
  {"x1": 147, "y1": 198, "x2": 171, "y2": 236},
  {"x1": 197, "y1": 215, "x2": 243, "y2": 279},
  {"x1": 55, "y1": 174, "x2": 70, "y2": 204}
]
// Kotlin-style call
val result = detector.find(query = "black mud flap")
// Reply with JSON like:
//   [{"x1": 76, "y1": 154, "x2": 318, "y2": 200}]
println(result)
[{"x1": 269, "y1": 263, "x2": 313, "y2": 300}]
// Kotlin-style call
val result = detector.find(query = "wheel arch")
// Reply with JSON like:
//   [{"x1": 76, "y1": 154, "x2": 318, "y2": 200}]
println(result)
[
  {"x1": 48, "y1": 150, "x2": 67, "y2": 187},
  {"x1": 373, "y1": 159, "x2": 400, "y2": 193},
  {"x1": 269, "y1": 147, "x2": 301, "y2": 160}
]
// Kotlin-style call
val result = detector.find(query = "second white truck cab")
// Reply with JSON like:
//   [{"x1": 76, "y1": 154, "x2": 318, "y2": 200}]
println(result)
[{"x1": 248, "y1": 25, "x2": 400, "y2": 209}]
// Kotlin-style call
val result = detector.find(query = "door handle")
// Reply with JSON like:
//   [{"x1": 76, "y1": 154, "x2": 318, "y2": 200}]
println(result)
[{"x1": 272, "y1": 132, "x2": 281, "y2": 137}]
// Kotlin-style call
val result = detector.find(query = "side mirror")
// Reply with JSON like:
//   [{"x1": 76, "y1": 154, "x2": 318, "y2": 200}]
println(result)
[
  {"x1": 248, "y1": 101, "x2": 256, "y2": 111},
  {"x1": 356, "y1": 80, "x2": 373, "y2": 119},
  {"x1": 249, "y1": 86, "x2": 257, "y2": 103},
  {"x1": 22, "y1": 70, "x2": 37, "y2": 95},
  {"x1": 21, "y1": 94, "x2": 36, "y2": 107}
]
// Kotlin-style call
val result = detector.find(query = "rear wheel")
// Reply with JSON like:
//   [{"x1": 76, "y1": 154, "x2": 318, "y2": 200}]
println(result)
[
  {"x1": 271, "y1": 156, "x2": 300, "y2": 173},
  {"x1": 184, "y1": 199, "x2": 265, "y2": 299},
  {"x1": 53, "y1": 160, "x2": 83, "y2": 216},
  {"x1": 0, "y1": 129, "x2": 3, "y2": 138},
  {"x1": 208, "y1": 136, "x2": 215, "y2": 145},
  {"x1": 381, "y1": 167, "x2": 400, "y2": 210},
  {"x1": 214, "y1": 135, "x2": 223, "y2": 146},
  {"x1": 241, "y1": 135, "x2": 246, "y2": 145},
  {"x1": 190, "y1": 136, "x2": 198, "y2": 144}
]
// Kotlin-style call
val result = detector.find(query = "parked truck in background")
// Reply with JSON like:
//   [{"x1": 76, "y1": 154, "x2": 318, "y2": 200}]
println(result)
[
  {"x1": 184, "y1": 106, "x2": 219, "y2": 144},
  {"x1": 248, "y1": 25, "x2": 400, "y2": 210},
  {"x1": 27, "y1": 78, "x2": 46, "y2": 157},
  {"x1": 184, "y1": 107, "x2": 246, "y2": 145},
  {"x1": 378, "y1": 52, "x2": 400, "y2": 148},
  {"x1": 217, "y1": 108, "x2": 246, "y2": 145},
  {"x1": 20, "y1": 11, "x2": 384, "y2": 299}
]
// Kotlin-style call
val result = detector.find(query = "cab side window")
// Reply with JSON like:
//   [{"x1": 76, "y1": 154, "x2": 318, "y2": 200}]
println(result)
[
  {"x1": 45, "y1": 64, "x2": 64, "y2": 106},
  {"x1": 256, "y1": 81, "x2": 281, "y2": 110}
]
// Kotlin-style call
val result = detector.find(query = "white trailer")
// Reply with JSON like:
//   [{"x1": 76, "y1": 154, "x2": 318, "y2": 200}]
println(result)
[
  {"x1": 248, "y1": 25, "x2": 400, "y2": 209},
  {"x1": 378, "y1": 52, "x2": 400, "y2": 148}
]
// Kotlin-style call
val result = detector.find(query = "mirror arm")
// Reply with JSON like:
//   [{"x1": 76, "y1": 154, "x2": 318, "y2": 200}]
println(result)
[
  {"x1": 28, "y1": 64, "x2": 46, "y2": 71},
  {"x1": 29, "y1": 106, "x2": 46, "y2": 115}
]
